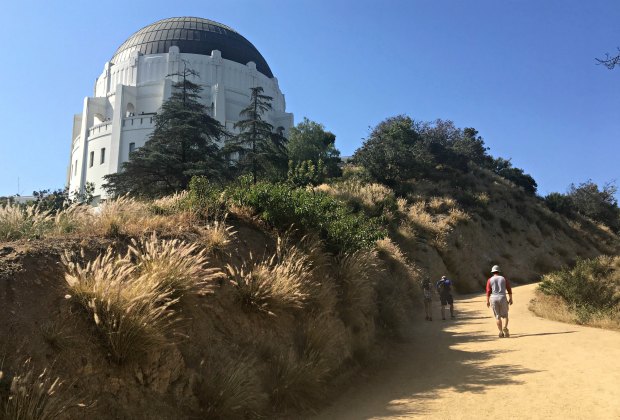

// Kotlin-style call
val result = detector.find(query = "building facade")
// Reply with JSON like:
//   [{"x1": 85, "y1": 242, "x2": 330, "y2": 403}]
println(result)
[{"x1": 68, "y1": 17, "x2": 293, "y2": 201}]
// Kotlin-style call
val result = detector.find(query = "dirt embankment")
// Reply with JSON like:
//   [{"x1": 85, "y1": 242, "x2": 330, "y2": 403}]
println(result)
[{"x1": 312, "y1": 283, "x2": 620, "y2": 420}]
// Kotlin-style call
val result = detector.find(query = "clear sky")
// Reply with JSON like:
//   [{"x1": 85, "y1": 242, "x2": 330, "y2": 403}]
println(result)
[{"x1": 0, "y1": 0, "x2": 618, "y2": 198}]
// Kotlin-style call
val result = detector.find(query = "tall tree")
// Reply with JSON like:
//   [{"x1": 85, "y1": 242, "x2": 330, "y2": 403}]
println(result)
[
  {"x1": 287, "y1": 118, "x2": 341, "y2": 178},
  {"x1": 104, "y1": 67, "x2": 228, "y2": 197},
  {"x1": 224, "y1": 87, "x2": 287, "y2": 183}
]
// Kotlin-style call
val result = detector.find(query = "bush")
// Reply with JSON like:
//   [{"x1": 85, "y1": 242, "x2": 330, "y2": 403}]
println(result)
[
  {"x1": 544, "y1": 192, "x2": 573, "y2": 216},
  {"x1": 539, "y1": 256, "x2": 620, "y2": 318},
  {"x1": 224, "y1": 180, "x2": 386, "y2": 252}
]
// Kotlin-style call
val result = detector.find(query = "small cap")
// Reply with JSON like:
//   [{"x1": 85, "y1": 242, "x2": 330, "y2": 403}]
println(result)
[{"x1": 491, "y1": 265, "x2": 501, "y2": 273}]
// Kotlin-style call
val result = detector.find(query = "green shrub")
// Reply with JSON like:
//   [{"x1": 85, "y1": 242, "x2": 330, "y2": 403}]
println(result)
[
  {"x1": 224, "y1": 180, "x2": 386, "y2": 252},
  {"x1": 539, "y1": 256, "x2": 620, "y2": 317}
]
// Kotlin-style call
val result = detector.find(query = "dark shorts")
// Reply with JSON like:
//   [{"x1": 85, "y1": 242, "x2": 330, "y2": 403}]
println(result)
[{"x1": 439, "y1": 294, "x2": 453, "y2": 306}]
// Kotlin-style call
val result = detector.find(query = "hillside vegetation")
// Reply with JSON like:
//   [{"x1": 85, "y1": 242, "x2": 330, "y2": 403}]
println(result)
[{"x1": 1, "y1": 115, "x2": 618, "y2": 418}]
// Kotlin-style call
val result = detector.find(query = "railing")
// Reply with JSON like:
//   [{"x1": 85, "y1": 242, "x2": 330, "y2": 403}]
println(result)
[
  {"x1": 122, "y1": 114, "x2": 155, "y2": 128},
  {"x1": 88, "y1": 122, "x2": 112, "y2": 137}
]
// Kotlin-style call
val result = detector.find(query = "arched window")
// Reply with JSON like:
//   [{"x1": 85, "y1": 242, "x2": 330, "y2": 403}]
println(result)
[
  {"x1": 94, "y1": 113, "x2": 105, "y2": 125},
  {"x1": 126, "y1": 102, "x2": 135, "y2": 117}
]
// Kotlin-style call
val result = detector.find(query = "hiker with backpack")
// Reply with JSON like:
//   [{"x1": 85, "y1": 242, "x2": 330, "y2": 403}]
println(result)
[
  {"x1": 486, "y1": 265, "x2": 513, "y2": 338},
  {"x1": 422, "y1": 278, "x2": 433, "y2": 321},
  {"x1": 436, "y1": 275, "x2": 455, "y2": 320}
]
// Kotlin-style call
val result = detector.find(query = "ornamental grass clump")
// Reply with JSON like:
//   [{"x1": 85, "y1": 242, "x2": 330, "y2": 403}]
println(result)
[
  {"x1": 0, "y1": 203, "x2": 53, "y2": 241},
  {"x1": 201, "y1": 356, "x2": 267, "y2": 420},
  {"x1": 63, "y1": 247, "x2": 177, "y2": 363},
  {"x1": 129, "y1": 235, "x2": 222, "y2": 297},
  {"x1": 1, "y1": 360, "x2": 86, "y2": 420},
  {"x1": 226, "y1": 237, "x2": 316, "y2": 316}
]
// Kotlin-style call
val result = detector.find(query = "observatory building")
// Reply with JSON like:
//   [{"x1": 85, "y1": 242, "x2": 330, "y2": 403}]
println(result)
[{"x1": 68, "y1": 17, "x2": 293, "y2": 201}]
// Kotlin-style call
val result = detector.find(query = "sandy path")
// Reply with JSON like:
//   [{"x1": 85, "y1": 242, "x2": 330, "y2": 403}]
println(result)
[{"x1": 312, "y1": 284, "x2": 620, "y2": 419}]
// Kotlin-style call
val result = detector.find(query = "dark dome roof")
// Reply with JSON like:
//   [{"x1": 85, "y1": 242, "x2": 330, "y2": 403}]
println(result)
[{"x1": 111, "y1": 17, "x2": 273, "y2": 78}]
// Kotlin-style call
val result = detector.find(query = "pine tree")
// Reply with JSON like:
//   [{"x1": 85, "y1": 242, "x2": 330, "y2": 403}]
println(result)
[
  {"x1": 104, "y1": 67, "x2": 228, "y2": 197},
  {"x1": 224, "y1": 87, "x2": 287, "y2": 183}
]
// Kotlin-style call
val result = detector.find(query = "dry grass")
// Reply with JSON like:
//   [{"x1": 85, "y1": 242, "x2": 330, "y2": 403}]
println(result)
[
  {"x1": 129, "y1": 235, "x2": 221, "y2": 297},
  {"x1": 201, "y1": 355, "x2": 267, "y2": 420},
  {"x1": 0, "y1": 204, "x2": 53, "y2": 241},
  {"x1": 0, "y1": 360, "x2": 87, "y2": 420},
  {"x1": 401, "y1": 197, "x2": 470, "y2": 247},
  {"x1": 196, "y1": 218, "x2": 236, "y2": 254},
  {"x1": 269, "y1": 348, "x2": 329, "y2": 411},
  {"x1": 317, "y1": 180, "x2": 395, "y2": 216},
  {"x1": 226, "y1": 237, "x2": 317, "y2": 316},
  {"x1": 63, "y1": 247, "x2": 177, "y2": 363},
  {"x1": 375, "y1": 238, "x2": 421, "y2": 338},
  {"x1": 93, "y1": 196, "x2": 196, "y2": 237},
  {"x1": 62, "y1": 235, "x2": 218, "y2": 363},
  {"x1": 51, "y1": 204, "x2": 94, "y2": 235},
  {"x1": 529, "y1": 291, "x2": 577, "y2": 324}
]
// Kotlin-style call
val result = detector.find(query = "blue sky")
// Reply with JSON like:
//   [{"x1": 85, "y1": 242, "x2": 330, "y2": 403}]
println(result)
[{"x1": 0, "y1": 0, "x2": 618, "y2": 197}]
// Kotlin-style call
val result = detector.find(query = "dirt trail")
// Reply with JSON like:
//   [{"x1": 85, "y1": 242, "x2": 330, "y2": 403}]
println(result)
[{"x1": 312, "y1": 284, "x2": 620, "y2": 419}]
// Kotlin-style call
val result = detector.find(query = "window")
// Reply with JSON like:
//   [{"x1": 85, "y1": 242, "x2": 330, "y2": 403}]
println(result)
[
  {"x1": 129, "y1": 142, "x2": 135, "y2": 154},
  {"x1": 100, "y1": 148, "x2": 106, "y2": 164},
  {"x1": 89, "y1": 151, "x2": 94, "y2": 167}
]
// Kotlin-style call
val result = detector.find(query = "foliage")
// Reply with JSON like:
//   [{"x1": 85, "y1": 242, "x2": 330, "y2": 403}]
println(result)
[
  {"x1": 32, "y1": 182, "x2": 95, "y2": 212},
  {"x1": 490, "y1": 157, "x2": 537, "y2": 194},
  {"x1": 596, "y1": 47, "x2": 620, "y2": 69},
  {"x1": 568, "y1": 180, "x2": 619, "y2": 231},
  {"x1": 539, "y1": 256, "x2": 620, "y2": 318},
  {"x1": 287, "y1": 118, "x2": 341, "y2": 178},
  {"x1": 544, "y1": 192, "x2": 573, "y2": 215},
  {"x1": 104, "y1": 67, "x2": 228, "y2": 198},
  {"x1": 225, "y1": 180, "x2": 386, "y2": 252},
  {"x1": 352, "y1": 115, "x2": 423, "y2": 186},
  {"x1": 353, "y1": 115, "x2": 537, "y2": 194},
  {"x1": 224, "y1": 87, "x2": 288, "y2": 183},
  {"x1": 287, "y1": 159, "x2": 325, "y2": 187}
]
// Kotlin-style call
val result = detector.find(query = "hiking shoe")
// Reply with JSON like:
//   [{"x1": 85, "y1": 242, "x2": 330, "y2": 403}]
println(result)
[
  {"x1": 499, "y1": 331, "x2": 504, "y2": 338},
  {"x1": 503, "y1": 328, "x2": 510, "y2": 338}
]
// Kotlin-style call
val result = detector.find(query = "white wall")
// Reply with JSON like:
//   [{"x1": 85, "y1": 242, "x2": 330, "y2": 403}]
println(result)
[{"x1": 71, "y1": 47, "x2": 293, "y2": 199}]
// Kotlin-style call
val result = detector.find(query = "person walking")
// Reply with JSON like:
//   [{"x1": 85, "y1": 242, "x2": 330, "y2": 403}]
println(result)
[
  {"x1": 436, "y1": 275, "x2": 455, "y2": 320},
  {"x1": 422, "y1": 278, "x2": 433, "y2": 321},
  {"x1": 486, "y1": 265, "x2": 513, "y2": 338}
]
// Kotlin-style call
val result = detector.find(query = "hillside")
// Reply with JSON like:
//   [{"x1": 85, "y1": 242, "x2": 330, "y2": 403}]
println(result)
[{"x1": 0, "y1": 166, "x2": 617, "y2": 418}]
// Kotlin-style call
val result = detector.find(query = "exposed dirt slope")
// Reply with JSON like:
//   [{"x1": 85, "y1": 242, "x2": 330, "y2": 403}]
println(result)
[{"x1": 312, "y1": 283, "x2": 620, "y2": 420}]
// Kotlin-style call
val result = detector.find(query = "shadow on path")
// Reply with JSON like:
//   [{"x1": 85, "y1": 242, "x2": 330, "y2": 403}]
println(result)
[
  {"x1": 312, "y1": 306, "x2": 540, "y2": 419},
  {"x1": 511, "y1": 331, "x2": 577, "y2": 338}
]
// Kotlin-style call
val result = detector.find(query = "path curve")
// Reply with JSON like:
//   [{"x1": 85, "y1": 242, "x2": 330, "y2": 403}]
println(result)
[{"x1": 312, "y1": 284, "x2": 620, "y2": 419}]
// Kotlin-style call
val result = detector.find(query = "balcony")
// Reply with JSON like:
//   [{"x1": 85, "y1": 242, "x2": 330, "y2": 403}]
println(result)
[
  {"x1": 88, "y1": 122, "x2": 112, "y2": 138},
  {"x1": 122, "y1": 114, "x2": 155, "y2": 130}
]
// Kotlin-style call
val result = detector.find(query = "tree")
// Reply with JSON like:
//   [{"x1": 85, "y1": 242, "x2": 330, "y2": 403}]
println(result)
[
  {"x1": 287, "y1": 118, "x2": 341, "y2": 178},
  {"x1": 353, "y1": 115, "x2": 423, "y2": 186},
  {"x1": 491, "y1": 157, "x2": 537, "y2": 195},
  {"x1": 224, "y1": 87, "x2": 288, "y2": 183},
  {"x1": 596, "y1": 47, "x2": 620, "y2": 70},
  {"x1": 104, "y1": 67, "x2": 228, "y2": 198},
  {"x1": 567, "y1": 180, "x2": 619, "y2": 231}
]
